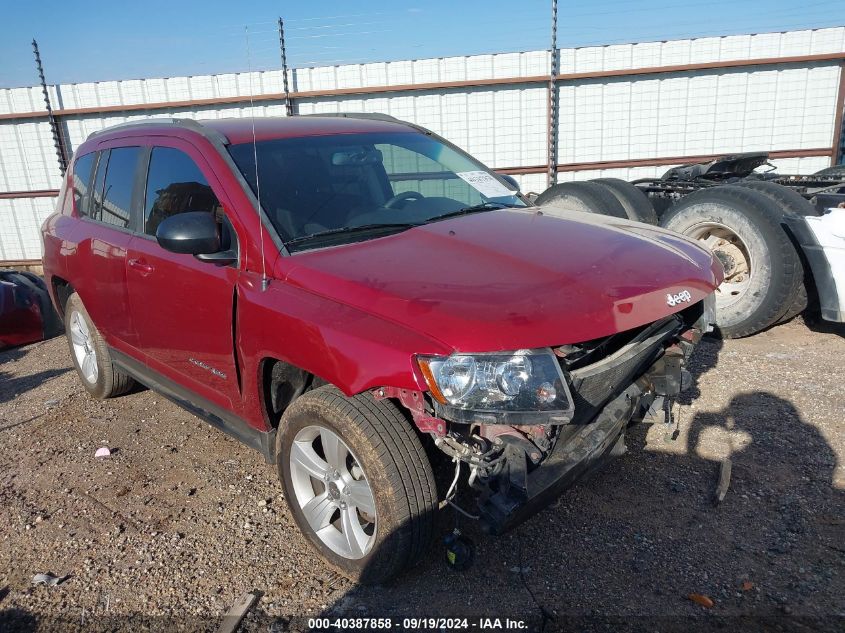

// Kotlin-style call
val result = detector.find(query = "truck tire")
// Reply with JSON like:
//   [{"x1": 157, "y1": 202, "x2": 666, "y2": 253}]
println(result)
[
  {"x1": 660, "y1": 186, "x2": 803, "y2": 338},
  {"x1": 590, "y1": 178, "x2": 659, "y2": 224},
  {"x1": 64, "y1": 293, "x2": 135, "y2": 398},
  {"x1": 276, "y1": 385, "x2": 437, "y2": 584},
  {"x1": 534, "y1": 181, "x2": 628, "y2": 219},
  {"x1": 737, "y1": 180, "x2": 817, "y2": 216},
  {"x1": 735, "y1": 180, "x2": 814, "y2": 323},
  {"x1": 814, "y1": 165, "x2": 845, "y2": 177}
]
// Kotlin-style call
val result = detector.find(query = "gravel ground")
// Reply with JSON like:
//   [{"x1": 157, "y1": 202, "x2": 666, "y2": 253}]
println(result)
[{"x1": 0, "y1": 319, "x2": 843, "y2": 632}]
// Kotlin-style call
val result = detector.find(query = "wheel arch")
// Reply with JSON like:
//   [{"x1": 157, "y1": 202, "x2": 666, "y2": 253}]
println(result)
[
  {"x1": 259, "y1": 356, "x2": 320, "y2": 429},
  {"x1": 236, "y1": 281, "x2": 451, "y2": 433},
  {"x1": 50, "y1": 276, "x2": 75, "y2": 318},
  {"x1": 257, "y1": 355, "x2": 427, "y2": 438},
  {"x1": 782, "y1": 214, "x2": 841, "y2": 322}
]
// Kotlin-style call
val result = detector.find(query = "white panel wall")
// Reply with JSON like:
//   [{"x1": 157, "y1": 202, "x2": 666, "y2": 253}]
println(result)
[
  {"x1": 1, "y1": 27, "x2": 844, "y2": 260},
  {"x1": 295, "y1": 85, "x2": 547, "y2": 169},
  {"x1": 0, "y1": 197, "x2": 56, "y2": 260},
  {"x1": 0, "y1": 120, "x2": 61, "y2": 190},
  {"x1": 555, "y1": 64, "x2": 842, "y2": 163}
]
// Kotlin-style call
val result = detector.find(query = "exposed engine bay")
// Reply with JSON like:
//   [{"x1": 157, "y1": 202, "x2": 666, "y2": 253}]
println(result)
[{"x1": 381, "y1": 298, "x2": 713, "y2": 534}]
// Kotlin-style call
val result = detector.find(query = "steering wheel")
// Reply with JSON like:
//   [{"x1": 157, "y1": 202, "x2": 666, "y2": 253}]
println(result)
[{"x1": 384, "y1": 191, "x2": 425, "y2": 209}]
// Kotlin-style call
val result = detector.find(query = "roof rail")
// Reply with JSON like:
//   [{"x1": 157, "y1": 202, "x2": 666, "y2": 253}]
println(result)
[
  {"x1": 300, "y1": 112, "x2": 402, "y2": 123},
  {"x1": 299, "y1": 111, "x2": 439, "y2": 137},
  {"x1": 86, "y1": 117, "x2": 229, "y2": 145}
]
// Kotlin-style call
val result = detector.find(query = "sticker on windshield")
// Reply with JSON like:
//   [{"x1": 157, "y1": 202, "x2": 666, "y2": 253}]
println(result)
[{"x1": 456, "y1": 171, "x2": 514, "y2": 198}]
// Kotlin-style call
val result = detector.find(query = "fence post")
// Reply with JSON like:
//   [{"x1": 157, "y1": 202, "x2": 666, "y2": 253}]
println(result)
[
  {"x1": 546, "y1": 0, "x2": 560, "y2": 190},
  {"x1": 32, "y1": 39, "x2": 68, "y2": 174},
  {"x1": 278, "y1": 17, "x2": 294, "y2": 116},
  {"x1": 832, "y1": 61, "x2": 845, "y2": 165}
]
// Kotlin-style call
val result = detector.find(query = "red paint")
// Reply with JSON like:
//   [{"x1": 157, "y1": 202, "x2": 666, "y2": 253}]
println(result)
[
  {"x1": 0, "y1": 280, "x2": 44, "y2": 348},
  {"x1": 280, "y1": 209, "x2": 721, "y2": 352},
  {"x1": 41, "y1": 117, "x2": 722, "y2": 435}
]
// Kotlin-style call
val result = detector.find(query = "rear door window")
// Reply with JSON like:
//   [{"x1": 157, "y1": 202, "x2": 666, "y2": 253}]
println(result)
[{"x1": 90, "y1": 147, "x2": 142, "y2": 230}]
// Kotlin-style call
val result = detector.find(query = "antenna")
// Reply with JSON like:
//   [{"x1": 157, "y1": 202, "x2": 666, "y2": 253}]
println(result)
[{"x1": 245, "y1": 25, "x2": 269, "y2": 291}]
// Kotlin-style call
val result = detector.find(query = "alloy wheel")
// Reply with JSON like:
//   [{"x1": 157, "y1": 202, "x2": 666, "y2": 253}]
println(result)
[
  {"x1": 69, "y1": 310, "x2": 98, "y2": 384},
  {"x1": 289, "y1": 425, "x2": 377, "y2": 560}
]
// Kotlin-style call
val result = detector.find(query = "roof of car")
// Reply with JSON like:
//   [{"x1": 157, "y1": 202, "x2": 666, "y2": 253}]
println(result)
[
  {"x1": 205, "y1": 116, "x2": 416, "y2": 144},
  {"x1": 86, "y1": 115, "x2": 418, "y2": 147}
]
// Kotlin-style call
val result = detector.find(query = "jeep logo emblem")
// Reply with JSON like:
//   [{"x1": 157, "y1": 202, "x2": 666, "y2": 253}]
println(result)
[{"x1": 666, "y1": 290, "x2": 693, "y2": 307}]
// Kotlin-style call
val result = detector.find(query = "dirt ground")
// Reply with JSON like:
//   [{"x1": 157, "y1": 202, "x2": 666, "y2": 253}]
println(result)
[{"x1": 0, "y1": 319, "x2": 843, "y2": 632}]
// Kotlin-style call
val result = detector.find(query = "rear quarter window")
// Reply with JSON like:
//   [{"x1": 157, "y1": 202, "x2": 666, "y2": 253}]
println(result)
[{"x1": 71, "y1": 152, "x2": 96, "y2": 216}]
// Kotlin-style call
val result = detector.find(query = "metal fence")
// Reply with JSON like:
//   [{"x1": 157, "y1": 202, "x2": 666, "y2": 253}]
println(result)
[{"x1": 1, "y1": 26, "x2": 844, "y2": 263}]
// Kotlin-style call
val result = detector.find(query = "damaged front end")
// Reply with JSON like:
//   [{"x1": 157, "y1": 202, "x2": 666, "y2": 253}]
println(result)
[{"x1": 379, "y1": 297, "x2": 715, "y2": 535}]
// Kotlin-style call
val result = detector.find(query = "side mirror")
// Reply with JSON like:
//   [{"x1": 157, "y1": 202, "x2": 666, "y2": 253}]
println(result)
[
  {"x1": 501, "y1": 174, "x2": 520, "y2": 191},
  {"x1": 156, "y1": 212, "x2": 221, "y2": 256}
]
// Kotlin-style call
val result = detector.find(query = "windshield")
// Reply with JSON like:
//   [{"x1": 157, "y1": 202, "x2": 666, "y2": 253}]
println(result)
[{"x1": 228, "y1": 131, "x2": 525, "y2": 251}]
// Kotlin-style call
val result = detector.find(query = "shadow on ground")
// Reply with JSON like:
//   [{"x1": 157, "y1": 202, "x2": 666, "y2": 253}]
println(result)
[
  {"x1": 263, "y1": 335, "x2": 844, "y2": 632},
  {"x1": 0, "y1": 586, "x2": 36, "y2": 633},
  {"x1": 0, "y1": 345, "x2": 70, "y2": 407},
  {"x1": 1, "y1": 334, "x2": 842, "y2": 633}
]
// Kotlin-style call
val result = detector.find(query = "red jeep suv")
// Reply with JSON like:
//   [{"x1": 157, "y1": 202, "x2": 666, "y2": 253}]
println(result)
[{"x1": 41, "y1": 115, "x2": 721, "y2": 584}]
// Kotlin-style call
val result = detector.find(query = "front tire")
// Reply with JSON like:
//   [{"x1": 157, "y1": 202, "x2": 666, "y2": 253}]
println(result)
[
  {"x1": 276, "y1": 385, "x2": 437, "y2": 584},
  {"x1": 64, "y1": 293, "x2": 135, "y2": 399}
]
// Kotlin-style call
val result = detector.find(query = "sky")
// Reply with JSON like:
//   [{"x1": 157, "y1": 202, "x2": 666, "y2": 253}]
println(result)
[{"x1": 1, "y1": 0, "x2": 843, "y2": 88}]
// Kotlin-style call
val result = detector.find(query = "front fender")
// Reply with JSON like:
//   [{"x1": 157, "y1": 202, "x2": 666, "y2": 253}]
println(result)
[{"x1": 235, "y1": 275, "x2": 452, "y2": 428}]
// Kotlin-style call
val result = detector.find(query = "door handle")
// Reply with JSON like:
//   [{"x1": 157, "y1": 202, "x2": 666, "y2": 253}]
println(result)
[{"x1": 128, "y1": 258, "x2": 154, "y2": 275}]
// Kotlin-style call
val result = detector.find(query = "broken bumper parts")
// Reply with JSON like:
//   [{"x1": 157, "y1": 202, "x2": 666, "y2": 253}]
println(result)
[{"x1": 429, "y1": 313, "x2": 704, "y2": 535}]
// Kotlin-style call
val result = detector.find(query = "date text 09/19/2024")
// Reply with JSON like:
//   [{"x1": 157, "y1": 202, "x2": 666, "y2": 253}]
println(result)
[{"x1": 307, "y1": 617, "x2": 529, "y2": 630}]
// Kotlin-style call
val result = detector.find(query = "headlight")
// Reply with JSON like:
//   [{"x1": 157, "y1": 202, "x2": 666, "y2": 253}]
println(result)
[
  {"x1": 417, "y1": 349, "x2": 574, "y2": 424},
  {"x1": 438, "y1": 355, "x2": 477, "y2": 401}
]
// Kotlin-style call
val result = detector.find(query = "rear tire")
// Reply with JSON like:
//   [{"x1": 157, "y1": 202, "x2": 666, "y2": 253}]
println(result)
[
  {"x1": 64, "y1": 293, "x2": 135, "y2": 399},
  {"x1": 276, "y1": 385, "x2": 437, "y2": 585},
  {"x1": 737, "y1": 180, "x2": 817, "y2": 216},
  {"x1": 735, "y1": 180, "x2": 814, "y2": 323},
  {"x1": 590, "y1": 178, "x2": 658, "y2": 224},
  {"x1": 534, "y1": 181, "x2": 628, "y2": 219},
  {"x1": 660, "y1": 186, "x2": 803, "y2": 338},
  {"x1": 814, "y1": 165, "x2": 845, "y2": 177}
]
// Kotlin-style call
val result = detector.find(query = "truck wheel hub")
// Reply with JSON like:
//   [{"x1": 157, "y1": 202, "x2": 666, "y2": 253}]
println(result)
[
  {"x1": 714, "y1": 249, "x2": 737, "y2": 275},
  {"x1": 688, "y1": 223, "x2": 753, "y2": 309}
]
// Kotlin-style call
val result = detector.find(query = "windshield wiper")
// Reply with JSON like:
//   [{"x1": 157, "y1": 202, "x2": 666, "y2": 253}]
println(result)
[
  {"x1": 425, "y1": 201, "x2": 517, "y2": 224},
  {"x1": 285, "y1": 222, "x2": 422, "y2": 247}
]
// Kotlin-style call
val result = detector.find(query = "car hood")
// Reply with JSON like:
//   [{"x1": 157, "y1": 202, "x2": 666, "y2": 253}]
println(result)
[{"x1": 281, "y1": 209, "x2": 722, "y2": 351}]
